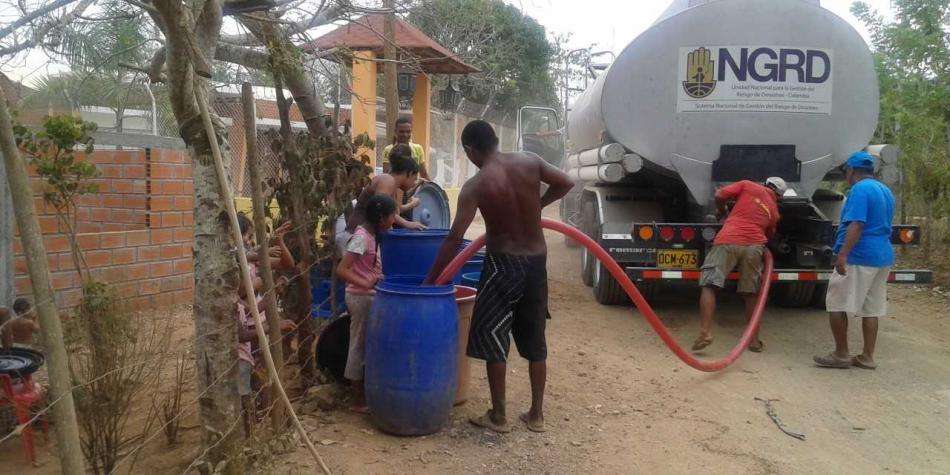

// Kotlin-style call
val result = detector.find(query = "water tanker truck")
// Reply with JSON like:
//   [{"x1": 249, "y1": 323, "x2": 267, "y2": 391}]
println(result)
[{"x1": 516, "y1": 0, "x2": 931, "y2": 306}]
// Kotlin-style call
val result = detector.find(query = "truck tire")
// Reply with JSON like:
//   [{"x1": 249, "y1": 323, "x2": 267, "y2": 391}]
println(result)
[
  {"x1": 580, "y1": 201, "x2": 597, "y2": 286},
  {"x1": 593, "y1": 251, "x2": 629, "y2": 305},
  {"x1": 771, "y1": 282, "x2": 817, "y2": 308}
]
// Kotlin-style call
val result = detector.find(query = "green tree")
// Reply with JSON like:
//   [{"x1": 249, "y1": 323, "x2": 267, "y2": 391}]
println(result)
[
  {"x1": 852, "y1": 0, "x2": 949, "y2": 254},
  {"x1": 409, "y1": 0, "x2": 558, "y2": 110}
]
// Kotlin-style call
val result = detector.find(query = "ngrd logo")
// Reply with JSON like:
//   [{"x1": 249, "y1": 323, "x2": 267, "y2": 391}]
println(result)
[{"x1": 717, "y1": 47, "x2": 830, "y2": 84}]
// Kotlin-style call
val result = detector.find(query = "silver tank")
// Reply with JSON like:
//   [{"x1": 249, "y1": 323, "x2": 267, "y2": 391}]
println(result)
[{"x1": 568, "y1": 0, "x2": 878, "y2": 203}]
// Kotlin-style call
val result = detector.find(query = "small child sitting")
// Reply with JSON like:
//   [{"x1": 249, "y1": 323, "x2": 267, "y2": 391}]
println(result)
[
  {"x1": 1, "y1": 298, "x2": 40, "y2": 349},
  {"x1": 336, "y1": 194, "x2": 397, "y2": 413}
]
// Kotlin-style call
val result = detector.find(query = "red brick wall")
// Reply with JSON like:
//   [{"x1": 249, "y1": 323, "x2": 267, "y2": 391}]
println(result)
[{"x1": 13, "y1": 149, "x2": 195, "y2": 310}]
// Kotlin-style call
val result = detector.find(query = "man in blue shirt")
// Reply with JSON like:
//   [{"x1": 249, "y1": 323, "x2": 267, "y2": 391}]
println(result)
[{"x1": 814, "y1": 151, "x2": 895, "y2": 370}]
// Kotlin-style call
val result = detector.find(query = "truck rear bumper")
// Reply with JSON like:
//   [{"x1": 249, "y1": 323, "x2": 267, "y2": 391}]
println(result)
[{"x1": 625, "y1": 268, "x2": 933, "y2": 284}]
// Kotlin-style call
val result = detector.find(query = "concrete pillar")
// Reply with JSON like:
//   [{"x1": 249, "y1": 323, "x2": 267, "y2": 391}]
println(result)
[
  {"x1": 412, "y1": 73, "x2": 432, "y2": 173},
  {"x1": 351, "y1": 50, "x2": 377, "y2": 167}
]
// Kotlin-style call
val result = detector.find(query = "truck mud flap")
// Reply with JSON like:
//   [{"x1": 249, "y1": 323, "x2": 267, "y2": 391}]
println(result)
[{"x1": 625, "y1": 268, "x2": 933, "y2": 284}]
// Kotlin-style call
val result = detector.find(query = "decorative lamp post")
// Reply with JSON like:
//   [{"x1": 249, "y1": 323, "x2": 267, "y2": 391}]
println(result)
[{"x1": 439, "y1": 83, "x2": 462, "y2": 113}]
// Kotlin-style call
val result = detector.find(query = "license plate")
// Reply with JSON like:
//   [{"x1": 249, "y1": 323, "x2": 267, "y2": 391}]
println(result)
[{"x1": 656, "y1": 249, "x2": 699, "y2": 269}]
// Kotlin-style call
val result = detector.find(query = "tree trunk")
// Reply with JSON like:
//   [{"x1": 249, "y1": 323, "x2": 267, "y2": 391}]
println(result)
[
  {"x1": 146, "y1": 1, "x2": 245, "y2": 470},
  {"x1": 0, "y1": 126, "x2": 12, "y2": 308},
  {"x1": 241, "y1": 83, "x2": 285, "y2": 431},
  {"x1": 383, "y1": 0, "x2": 399, "y2": 142},
  {"x1": 0, "y1": 83, "x2": 86, "y2": 473}
]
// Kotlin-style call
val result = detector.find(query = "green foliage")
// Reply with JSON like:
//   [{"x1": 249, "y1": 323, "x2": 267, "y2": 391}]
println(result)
[
  {"x1": 852, "y1": 0, "x2": 949, "y2": 218},
  {"x1": 14, "y1": 115, "x2": 99, "y2": 211},
  {"x1": 409, "y1": 0, "x2": 559, "y2": 110},
  {"x1": 267, "y1": 130, "x2": 374, "y2": 261}
]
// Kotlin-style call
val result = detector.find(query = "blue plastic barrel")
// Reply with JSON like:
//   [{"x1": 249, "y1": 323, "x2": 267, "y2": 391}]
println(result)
[
  {"x1": 461, "y1": 272, "x2": 481, "y2": 289},
  {"x1": 310, "y1": 270, "x2": 346, "y2": 319},
  {"x1": 365, "y1": 280, "x2": 458, "y2": 435},
  {"x1": 453, "y1": 256, "x2": 484, "y2": 284},
  {"x1": 379, "y1": 229, "x2": 450, "y2": 281}
]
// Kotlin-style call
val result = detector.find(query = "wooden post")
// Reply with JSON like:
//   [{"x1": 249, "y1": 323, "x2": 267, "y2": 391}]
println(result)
[
  {"x1": 241, "y1": 83, "x2": 286, "y2": 431},
  {"x1": 383, "y1": 0, "x2": 398, "y2": 146},
  {"x1": 0, "y1": 83, "x2": 85, "y2": 473},
  {"x1": 351, "y1": 51, "x2": 377, "y2": 168},
  {"x1": 412, "y1": 73, "x2": 432, "y2": 175}
]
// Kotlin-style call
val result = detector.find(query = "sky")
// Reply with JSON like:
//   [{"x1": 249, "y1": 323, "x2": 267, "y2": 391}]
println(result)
[
  {"x1": 4, "y1": 0, "x2": 895, "y2": 84},
  {"x1": 509, "y1": 0, "x2": 893, "y2": 54}
]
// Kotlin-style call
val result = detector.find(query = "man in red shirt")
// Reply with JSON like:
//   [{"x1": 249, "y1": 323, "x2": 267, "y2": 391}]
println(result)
[{"x1": 693, "y1": 177, "x2": 786, "y2": 353}]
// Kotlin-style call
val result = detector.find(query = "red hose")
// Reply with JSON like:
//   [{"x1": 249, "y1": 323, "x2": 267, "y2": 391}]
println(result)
[{"x1": 435, "y1": 218, "x2": 774, "y2": 372}]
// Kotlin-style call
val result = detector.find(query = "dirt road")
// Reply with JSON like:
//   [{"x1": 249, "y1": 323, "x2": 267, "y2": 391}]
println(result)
[
  {"x1": 5, "y1": 222, "x2": 947, "y2": 474},
  {"x1": 276, "y1": 225, "x2": 950, "y2": 474}
]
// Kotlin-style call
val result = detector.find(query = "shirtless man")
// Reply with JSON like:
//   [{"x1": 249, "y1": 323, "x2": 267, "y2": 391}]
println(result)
[{"x1": 425, "y1": 120, "x2": 573, "y2": 433}]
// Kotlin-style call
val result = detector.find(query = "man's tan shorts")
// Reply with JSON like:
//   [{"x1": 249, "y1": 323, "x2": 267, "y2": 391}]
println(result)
[
  {"x1": 826, "y1": 264, "x2": 890, "y2": 317},
  {"x1": 699, "y1": 244, "x2": 765, "y2": 294}
]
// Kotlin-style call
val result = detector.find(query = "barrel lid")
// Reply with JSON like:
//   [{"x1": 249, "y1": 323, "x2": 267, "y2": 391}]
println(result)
[
  {"x1": 411, "y1": 181, "x2": 452, "y2": 229},
  {"x1": 376, "y1": 279, "x2": 455, "y2": 296}
]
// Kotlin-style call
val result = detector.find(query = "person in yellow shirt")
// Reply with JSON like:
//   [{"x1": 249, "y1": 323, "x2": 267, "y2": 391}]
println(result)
[{"x1": 383, "y1": 117, "x2": 429, "y2": 180}]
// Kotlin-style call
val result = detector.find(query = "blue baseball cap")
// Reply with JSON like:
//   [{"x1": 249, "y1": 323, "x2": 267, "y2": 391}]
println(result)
[{"x1": 845, "y1": 151, "x2": 875, "y2": 171}]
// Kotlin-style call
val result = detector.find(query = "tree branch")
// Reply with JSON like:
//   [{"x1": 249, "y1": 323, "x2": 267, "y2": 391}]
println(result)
[
  {"x1": 219, "y1": 0, "x2": 347, "y2": 46},
  {"x1": 0, "y1": 0, "x2": 80, "y2": 41},
  {"x1": 0, "y1": 0, "x2": 96, "y2": 57}
]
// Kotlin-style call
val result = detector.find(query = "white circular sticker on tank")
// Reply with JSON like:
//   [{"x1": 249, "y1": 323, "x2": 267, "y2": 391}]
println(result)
[{"x1": 676, "y1": 46, "x2": 833, "y2": 114}]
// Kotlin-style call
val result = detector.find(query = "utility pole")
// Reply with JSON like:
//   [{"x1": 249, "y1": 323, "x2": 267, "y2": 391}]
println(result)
[
  {"x1": 0, "y1": 84, "x2": 85, "y2": 473},
  {"x1": 383, "y1": 0, "x2": 399, "y2": 147}
]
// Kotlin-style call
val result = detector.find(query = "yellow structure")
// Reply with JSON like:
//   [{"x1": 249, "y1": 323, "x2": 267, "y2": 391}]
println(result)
[
  {"x1": 411, "y1": 73, "x2": 432, "y2": 162},
  {"x1": 309, "y1": 13, "x2": 477, "y2": 171},
  {"x1": 350, "y1": 50, "x2": 378, "y2": 165}
]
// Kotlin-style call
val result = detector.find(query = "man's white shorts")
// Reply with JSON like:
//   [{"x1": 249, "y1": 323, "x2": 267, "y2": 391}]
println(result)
[{"x1": 826, "y1": 264, "x2": 890, "y2": 317}]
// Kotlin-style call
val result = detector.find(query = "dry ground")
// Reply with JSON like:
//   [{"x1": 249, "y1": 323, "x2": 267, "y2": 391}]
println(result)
[{"x1": 3, "y1": 219, "x2": 949, "y2": 474}]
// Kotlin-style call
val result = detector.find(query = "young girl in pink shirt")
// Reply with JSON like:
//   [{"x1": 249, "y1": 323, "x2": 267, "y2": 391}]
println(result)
[{"x1": 337, "y1": 194, "x2": 397, "y2": 413}]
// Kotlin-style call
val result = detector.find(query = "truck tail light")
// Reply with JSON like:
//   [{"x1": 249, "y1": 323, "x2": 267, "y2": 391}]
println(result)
[
  {"x1": 701, "y1": 227, "x2": 717, "y2": 242},
  {"x1": 638, "y1": 226, "x2": 654, "y2": 241},
  {"x1": 659, "y1": 226, "x2": 675, "y2": 242},
  {"x1": 680, "y1": 227, "x2": 696, "y2": 242}
]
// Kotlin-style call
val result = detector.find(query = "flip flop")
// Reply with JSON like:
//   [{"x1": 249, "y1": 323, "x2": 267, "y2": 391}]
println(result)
[
  {"x1": 852, "y1": 355, "x2": 877, "y2": 370},
  {"x1": 519, "y1": 412, "x2": 546, "y2": 433},
  {"x1": 748, "y1": 339, "x2": 764, "y2": 353},
  {"x1": 469, "y1": 410, "x2": 511, "y2": 433},
  {"x1": 692, "y1": 335, "x2": 713, "y2": 351},
  {"x1": 813, "y1": 353, "x2": 852, "y2": 369}
]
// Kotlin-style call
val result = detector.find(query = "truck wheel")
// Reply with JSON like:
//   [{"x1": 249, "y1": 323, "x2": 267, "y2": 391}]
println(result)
[
  {"x1": 771, "y1": 282, "x2": 817, "y2": 308},
  {"x1": 580, "y1": 201, "x2": 596, "y2": 286},
  {"x1": 593, "y1": 255, "x2": 629, "y2": 305}
]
